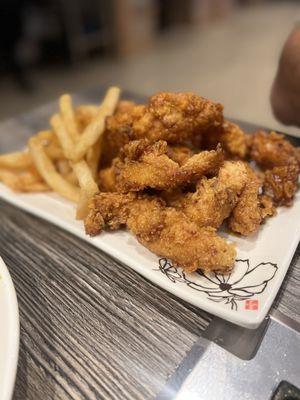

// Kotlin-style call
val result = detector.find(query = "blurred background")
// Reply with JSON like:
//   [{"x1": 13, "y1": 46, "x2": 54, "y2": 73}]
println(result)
[{"x1": 0, "y1": 0, "x2": 299, "y2": 136}]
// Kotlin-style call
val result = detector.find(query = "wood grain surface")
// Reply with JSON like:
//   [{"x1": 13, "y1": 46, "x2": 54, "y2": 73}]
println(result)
[{"x1": 0, "y1": 88, "x2": 299, "y2": 400}]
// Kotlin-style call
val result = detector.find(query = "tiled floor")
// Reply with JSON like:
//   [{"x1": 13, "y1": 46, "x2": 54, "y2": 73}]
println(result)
[{"x1": 1, "y1": 1, "x2": 300, "y2": 137}]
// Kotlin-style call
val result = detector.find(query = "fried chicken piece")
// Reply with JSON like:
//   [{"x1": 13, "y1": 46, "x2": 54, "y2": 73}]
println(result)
[
  {"x1": 101, "y1": 101, "x2": 137, "y2": 166},
  {"x1": 263, "y1": 165, "x2": 299, "y2": 206},
  {"x1": 260, "y1": 194, "x2": 276, "y2": 219},
  {"x1": 113, "y1": 139, "x2": 224, "y2": 192},
  {"x1": 85, "y1": 192, "x2": 236, "y2": 273},
  {"x1": 113, "y1": 139, "x2": 179, "y2": 191},
  {"x1": 228, "y1": 164, "x2": 275, "y2": 236},
  {"x1": 98, "y1": 166, "x2": 117, "y2": 192},
  {"x1": 250, "y1": 131, "x2": 299, "y2": 206},
  {"x1": 175, "y1": 144, "x2": 224, "y2": 187},
  {"x1": 167, "y1": 145, "x2": 194, "y2": 166},
  {"x1": 250, "y1": 130, "x2": 300, "y2": 169},
  {"x1": 202, "y1": 120, "x2": 249, "y2": 159},
  {"x1": 104, "y1": 92, "x2": 223, "y2": 148},
  {"x1": 172, "y1": 161, "x2": 248, "y2": 228}
]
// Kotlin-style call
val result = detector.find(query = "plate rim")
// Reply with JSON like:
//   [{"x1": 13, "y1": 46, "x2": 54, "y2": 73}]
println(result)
[
  {"x1": 0, "y1": 256, "x2": 20, "y2": 400},
  {"x1": 1, "y1": 185, "x2": 299, "y2": 329}
]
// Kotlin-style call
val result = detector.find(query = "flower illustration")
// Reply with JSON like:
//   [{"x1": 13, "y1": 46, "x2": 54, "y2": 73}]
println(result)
[{"x1": 157, "y1": 258, "x2": 278, "y2": 310}]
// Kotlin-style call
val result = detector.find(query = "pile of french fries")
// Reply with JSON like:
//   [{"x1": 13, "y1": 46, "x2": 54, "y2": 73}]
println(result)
[{"x1": 0, "y1": 87, "x2": 120, "y2": 219}]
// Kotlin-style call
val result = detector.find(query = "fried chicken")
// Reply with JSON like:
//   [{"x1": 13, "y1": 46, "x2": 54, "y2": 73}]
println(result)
[
  {"x1": 228, "y1": 164, "x2": 275, "y2": 236},
  {"x1": 98, "y1": 166, "x2": 116, "y2": 192},
  {"x1": 250, "y1": 130, "x2": 300, "y2": 206},
  {"x1": 171, "y1": 161, "x2": 248, "y2": 228},
  {"x1": 263, "y1": 165, "x2": 299, "y2": 206},
  {"x1": 175, "y1": 144, "x2": 224, "y2": 187},
  {"x1": 167, "y1": 145, "x2": 194, "y2": 166},
  {"x1": 113, "y1": 139, "x2": 179, "y2": 191},
  {"x1": 103, "y1": 92, "x2": 223, "y2": 152},
  {"x1": 202, "y1": 120, "x2": 249, "y2": 159},
  {"x1": 113, "y1": 139, "x2": 224, "y2": 192},
  {"x1": 85, "y1": 192, "x2": 236, "y2": 273},
  {"x1": 87, "y1": 92, "x2": 299, "y2": 274},
  {"x1": 250, "y1": 130, "x2": 300, "y2": 169}
]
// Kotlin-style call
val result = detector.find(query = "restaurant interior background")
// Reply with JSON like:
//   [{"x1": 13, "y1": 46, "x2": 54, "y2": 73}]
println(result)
[{"x1": 0, "y1": 0, "x2": 299, "y2": 137}]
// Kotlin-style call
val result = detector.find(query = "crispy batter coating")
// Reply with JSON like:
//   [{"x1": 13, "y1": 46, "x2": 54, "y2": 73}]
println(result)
[
  {"x1": 167, "y1": 145, "x2": 194, "y2": 166},
  {"x1": 98, "y1": 166, "x2": 116, "y2": 192},
  {"x1": 113, "y1": 139, "x2": 179, "y2": 191},
  {"x1": 101, "y1": 101, "x2": 137, "y2": 166},
  {"x1": 202, "y1": 120, "x2": 249, "y2": 159},
  {"x1": 250, "y1": 130, "x2": 299, "y2": 206},
  {"x1": 263, "y1": 165, "x2": 299, "y2": 206},
  {"x1": 104, "y1": 92, "x2": 223, "y2": 149},
  {"x1": 86, "y1": 92, "x2": 300, "y2": 273},
  {"x1": 228, "y1": 164, "x2": 275, "y2": 236},
  {"x1": 171, "y1": 161, "x2": 248, "y2": 228},
  {"x1": 113, "y1": 139, "x2": 224, "y2": 192},
  {"x1": 175, "y1": 144, "x2": 224, "y2": 187},
  {"x1": 250, "y1": 130, "x2": 300, "y2": 169},
  {"x1": 85, "y1": 192, "x2": 236, "y2": 273}
]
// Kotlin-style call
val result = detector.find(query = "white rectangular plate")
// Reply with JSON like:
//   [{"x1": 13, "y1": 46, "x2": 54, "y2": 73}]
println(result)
[{"x1": 1, "y1": 182, "x2": 300, "y2": 329}]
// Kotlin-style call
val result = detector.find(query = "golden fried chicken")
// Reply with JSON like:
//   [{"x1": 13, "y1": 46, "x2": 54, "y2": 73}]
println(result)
[
  {"x1": 98, "y1": 166, "x2": 116, "y2": 192},
  {"x1": 103, "y1": 92, "x2": 223, "y2": 153},
  {"x1": 171, "y1": 161, "x2": 248, "y2": 228},
  {"x1": 201, "y1": 120, "x2": 249, "y2": 159},
  {"x1": 250, "y1": 130, "x2": 300, "y2": 169},
  {"x1": 228, "y1": 164, "x2": 275, "y2": 236},
  {"x1": 101, "y1": 100, "x2": 137, "y2": 166},
  {"x1": 175, "y1": 144, "x2": 224, "y2": 187},
  {"x1": 167, "y1": 145, "x2": 194, "y2": 166},
  {"x1": 263, "y1": 165, "x2": 299, "y2": 206},
  {"x1": 85, "y1": 192, "x2": 236, "y2": 273},
  {"x1": 113, "y1": 139, "x2": 224, "y2": 192},
  {"x1": 250, "y1": 130, "x2": 299, "y2": 206},
  {"x1": 113, "y1": 139, "x2": 179, "y2": 191}
]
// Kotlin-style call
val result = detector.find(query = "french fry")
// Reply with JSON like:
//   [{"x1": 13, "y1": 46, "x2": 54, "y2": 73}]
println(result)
[
  {"x1": 36, "y1": 130, "x2": 65, "y2": 160},
  {"x1": 64, "y1": 171, "x2": 78, "y2": 185},
  {"x1": 0, "y1": 168, "x2": 49, "y2": 192},
  {"x1": 29, "y1": 136, "x2": 79, "y2": 202},
  {"x1": 71, "y1": 160, "x2": 99, "y2": 219},
  {"x1": 0, "y1": 151, "x2": 33, "y2": 169},
  {"x1": 76, "y1": 190, "x2": 90, "y2": 220},
  {"x1": 51, "y1": 110, "x2": 99, "y2": 216},
  {"x1": 86, "y1": 139, "x2": 101, "y2": 180},
  {"x1": 56, "y1": 159, "x2": 72, "y2": 176},
  {"x1": 45, "y1": 144, "x2": 64, "y2": 160},
  {"x1": 71, "y1": 86, "x2": 120, "y2": 162},
  {"x1": 50, "y1": 114, "x2": 74, "y2": 160},
  {"x1": 59, "y1": 94, "x2": 80, "y2": 141}
]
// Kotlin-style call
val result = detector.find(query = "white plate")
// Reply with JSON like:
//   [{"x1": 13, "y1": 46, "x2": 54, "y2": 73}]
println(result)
[
  {"x1": 1, "y1": 183, "x2": 300, "y2": 329},
  {"x1": 0, "y1": 257, "x2": 19, "y2": 400}
]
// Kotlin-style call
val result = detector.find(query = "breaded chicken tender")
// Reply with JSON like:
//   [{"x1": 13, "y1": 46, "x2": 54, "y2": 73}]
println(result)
[
  {"x1": 98, "y1": 166, "x2": 116, "y2": 192},
  {"x1": 228, "y1": 164, "x2": 275, "y2": 236},
  {"x1": 171, "y1": 161, "x2": 248, "y2": 228},
  {"x1": 103, "y1": 92, "x2": 223, "y2": 156},
  {"x1": 113, "y1": 139, "x2": 224, "y2": 192},
  {"x1": 263, "y1": 165, "x2": 299, "y2": 206},
  {"x1": 113, "y1": 139, "x2": 179, "y2": 191},
  {"x1": 201, "y1": 120, "x2": 249, "y2": 159},
  {"x1": 175, "y1": 144, "x2": 224, "y2": 186},
  {"x1": 84, "y1": 192, "x2": 236, "y2": 273},
  {"x1": 167, "y1": 145, "x2": 194, "y2": 166},
  {"x1": 250, "y1": 130, "x2": 300, "y2": 206},
  {"x1": 250, "y1": 130, "x2": 300, "y2": 169}
]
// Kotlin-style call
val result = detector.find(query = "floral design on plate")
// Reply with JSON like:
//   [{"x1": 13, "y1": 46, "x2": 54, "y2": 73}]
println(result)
[{"x1": 157, "y1": 258, "x2": 278, "y2": 310}]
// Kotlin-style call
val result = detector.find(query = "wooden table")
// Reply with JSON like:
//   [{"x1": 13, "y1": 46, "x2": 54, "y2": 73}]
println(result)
[{"x1": 0, "y1": 88, "x2": 299, "y2": 400}]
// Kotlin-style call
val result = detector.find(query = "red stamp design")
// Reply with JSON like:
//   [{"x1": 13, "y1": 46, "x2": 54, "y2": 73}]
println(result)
[{"x1": 245, "y1": 299, "x2": 259, "y2": 310}]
